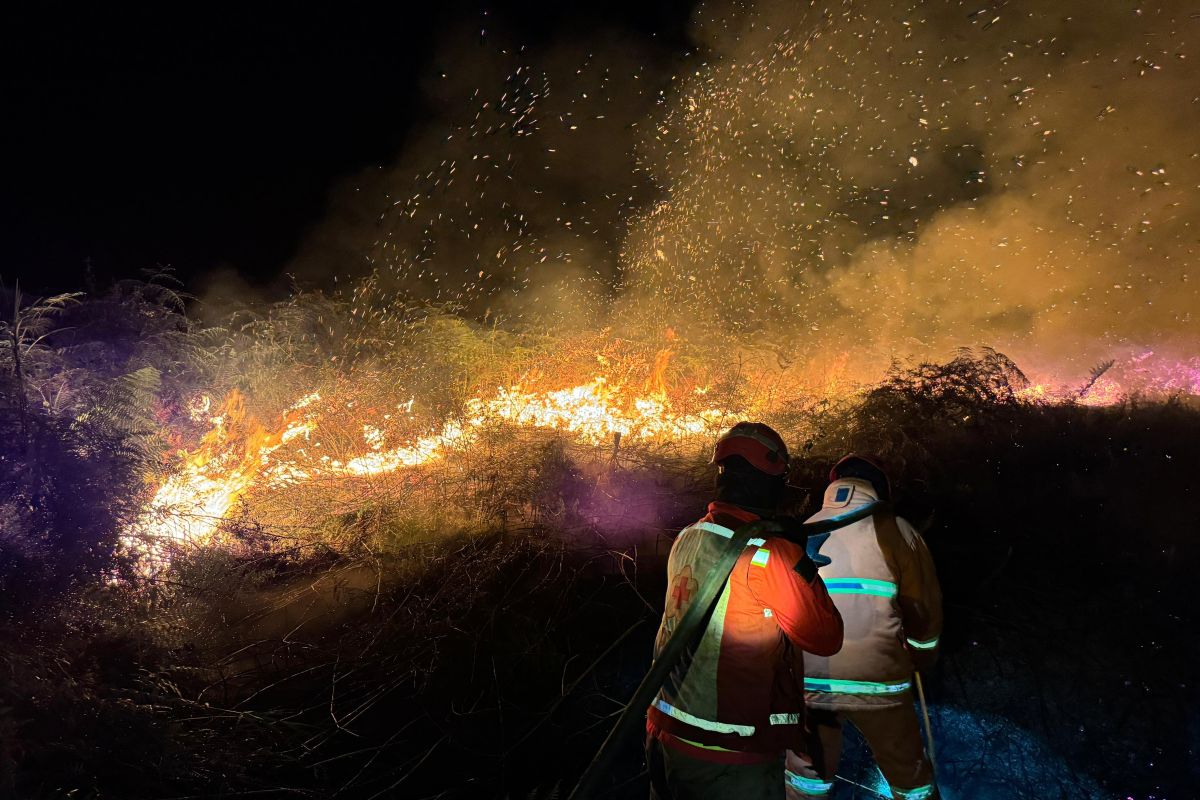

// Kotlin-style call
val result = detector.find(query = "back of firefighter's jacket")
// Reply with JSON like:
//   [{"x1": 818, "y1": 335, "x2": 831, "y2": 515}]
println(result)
[
  {"x1": 802, "y1": 478, "x2": 943, "y2": 711},
  {"x1": 648, "y1": 503, "x2": 843, "y2": 756}
]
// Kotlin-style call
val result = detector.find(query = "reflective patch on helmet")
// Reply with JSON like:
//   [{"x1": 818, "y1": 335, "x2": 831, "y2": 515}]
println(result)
[
  {"x1": 751, "y1": 548, "x2": 771, "y2": 568},
  {"x1": 834, "y1": 486, "x2": 852, "y2": 503}
]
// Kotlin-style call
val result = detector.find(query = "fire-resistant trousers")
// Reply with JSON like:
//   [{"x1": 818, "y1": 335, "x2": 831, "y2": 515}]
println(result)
[
  {"x1": 647, "y1": 738, "x2": 785, "y2": 800},
  {"x1": 785, "y1": 697, "x2": 936, "y2": 799}
]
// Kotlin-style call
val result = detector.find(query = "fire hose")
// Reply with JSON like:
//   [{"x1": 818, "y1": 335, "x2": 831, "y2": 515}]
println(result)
[{"x1": 567, "y1": 501, "x2": 886, "y2": 800}]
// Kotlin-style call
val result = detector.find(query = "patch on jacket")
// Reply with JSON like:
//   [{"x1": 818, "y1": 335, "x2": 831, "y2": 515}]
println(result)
[{"x1": 666, "y1": 564, "x2": 698, "y2": 621}]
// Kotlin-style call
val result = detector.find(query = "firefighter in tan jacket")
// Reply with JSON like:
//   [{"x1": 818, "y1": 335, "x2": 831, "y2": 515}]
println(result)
[{"x1": 789, "y1": 455, "x2": 942, "y2": 800}]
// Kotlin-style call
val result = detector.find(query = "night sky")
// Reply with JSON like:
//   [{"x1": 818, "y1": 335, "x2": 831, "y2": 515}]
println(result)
[{"x1": 0, "y1": 4, "x2": 693, "y2": 294}]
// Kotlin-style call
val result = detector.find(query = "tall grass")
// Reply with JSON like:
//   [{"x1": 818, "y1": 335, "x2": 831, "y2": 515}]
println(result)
[{"x1": 0, "y1": 279, "x2": 1195, "y2": 797}]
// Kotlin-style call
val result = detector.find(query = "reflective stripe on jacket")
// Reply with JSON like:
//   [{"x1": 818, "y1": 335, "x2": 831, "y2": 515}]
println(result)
[
  {"x1": 647, "y1": 501, "x2": 844, "y2": 758},
  {"x1": 802, "y1": 479, "x2": 943, "y2": 711}
]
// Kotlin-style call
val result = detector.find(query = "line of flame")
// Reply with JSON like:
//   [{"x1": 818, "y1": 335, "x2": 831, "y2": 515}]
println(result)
[{"x1": 125, "y1": 376, "x2": 729, "y2": 562}]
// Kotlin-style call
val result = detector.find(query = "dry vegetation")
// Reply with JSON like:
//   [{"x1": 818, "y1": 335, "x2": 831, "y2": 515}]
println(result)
[{"x1": 0, "y1": 278, "x2": 1196, "y2": 798}]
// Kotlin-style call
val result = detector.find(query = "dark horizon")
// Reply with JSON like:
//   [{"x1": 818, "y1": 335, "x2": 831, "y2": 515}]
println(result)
[{"x1": 0, "y1": 3, "x2": 695, "y2": 296}]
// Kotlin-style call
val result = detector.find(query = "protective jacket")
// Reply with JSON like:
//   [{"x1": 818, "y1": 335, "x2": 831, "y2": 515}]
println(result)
[
  {"x1": 802, "y1": 478, "x2": 942, "y2": 711},
  {"x1": 647, "y1": 501, "x2": 844, "y2": 763}
]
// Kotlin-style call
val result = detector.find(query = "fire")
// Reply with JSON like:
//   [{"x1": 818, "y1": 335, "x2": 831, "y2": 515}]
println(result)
[
  {"x1": 126, "y1": 344, "x2": 1199, "y2": 568},
  {"x1": 127, "y1": 361, "x2": 731, "y2": 560},
  {"x1": 1017, "y1": 352, "x2": 1200, "y2": 405},
  {"x1": 1077, "y1": 377, "x2": 1123, "y2": 407},
  {"x1": 125, "y1": 390, "x2": 318, "y2": 562}
]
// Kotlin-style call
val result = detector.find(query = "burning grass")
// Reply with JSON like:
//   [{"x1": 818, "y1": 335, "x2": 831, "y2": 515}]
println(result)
[
  {"x1": 119, "y1": 293, "x2": 815, "y2": 569},
  {"x1": 6, "y1": 372, "x2": 1196, "y2": 798},
  {"x1": 1, "y1": 279, "x2": 1198, "y2": 797},
  {"x1": 123, "y1": 330, "x2": 1197, "y2": 581}
]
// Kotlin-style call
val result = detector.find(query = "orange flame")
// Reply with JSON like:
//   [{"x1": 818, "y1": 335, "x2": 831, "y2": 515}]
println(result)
[
  {"x1": 127, "y1": 345, "x2": 1198, "y2": 568},
  {"x1": 645, "y1": 346, "x2": 675, "y2": 398},
  {"x1": 125, "y1": 389, "x2": 317, "y2": 562},
  {"x1": 126, "y1": 372, "x2": 731, "y2": 561}
]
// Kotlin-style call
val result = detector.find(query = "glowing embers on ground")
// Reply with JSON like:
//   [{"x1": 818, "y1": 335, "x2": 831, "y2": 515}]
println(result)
[{"x1": 127, "y1": 374, "x2": 730, "y2": 558}]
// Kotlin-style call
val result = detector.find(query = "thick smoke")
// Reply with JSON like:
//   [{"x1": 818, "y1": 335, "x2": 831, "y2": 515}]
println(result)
[
  {"x1": 289, "y1": 1, "x2": 1198, "y2": 377},
  {"x1": 621, "y1": 0, "x2": 1198, "y2": 373}
]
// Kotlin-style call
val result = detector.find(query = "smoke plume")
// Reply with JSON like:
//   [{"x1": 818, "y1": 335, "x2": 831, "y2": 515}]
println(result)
[{"x1": 288, "y1": 1, "x2": 1199, "y2": 377}]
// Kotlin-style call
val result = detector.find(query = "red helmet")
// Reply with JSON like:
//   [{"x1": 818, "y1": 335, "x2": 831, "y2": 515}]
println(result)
[
  {"x1": 829, "y1": 454, "x2": 891, "y2": 500},
  {"x1": 711, "y1": 422, "x2": 789, "y2": 476}
]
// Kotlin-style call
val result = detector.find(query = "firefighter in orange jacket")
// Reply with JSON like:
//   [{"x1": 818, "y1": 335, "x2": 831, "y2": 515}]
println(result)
[
  {"x1": 646, "y1": 422, "x2": 844, "y2": 799},
  {"x1": 790, "y1": 455, "x2": 943, "y2": 800}
]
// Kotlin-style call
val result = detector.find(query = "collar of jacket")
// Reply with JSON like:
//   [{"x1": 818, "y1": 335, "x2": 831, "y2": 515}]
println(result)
[
  {"x1": 822, "y1": 478, "x2": 879, "y2": 509},
  {"x1": 704, "y1": 501, "x2": 760, "y2": 529}
]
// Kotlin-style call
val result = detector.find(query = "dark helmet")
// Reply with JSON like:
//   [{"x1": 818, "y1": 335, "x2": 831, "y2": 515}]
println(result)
[
  {"x1": 711, "y1": 422, "x2": 789, "y2": 477},
  {"x1": 830, "y1": 454, "x2": 891, "y2": 501}
]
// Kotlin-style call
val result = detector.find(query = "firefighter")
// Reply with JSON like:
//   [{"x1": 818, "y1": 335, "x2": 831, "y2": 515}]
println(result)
[
  {"x1": 646, "y1": 422, "x2": 844, "y2": 800},
  {"x1": 788, "y1": 455, "x2": 943, "y2": 800}
]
